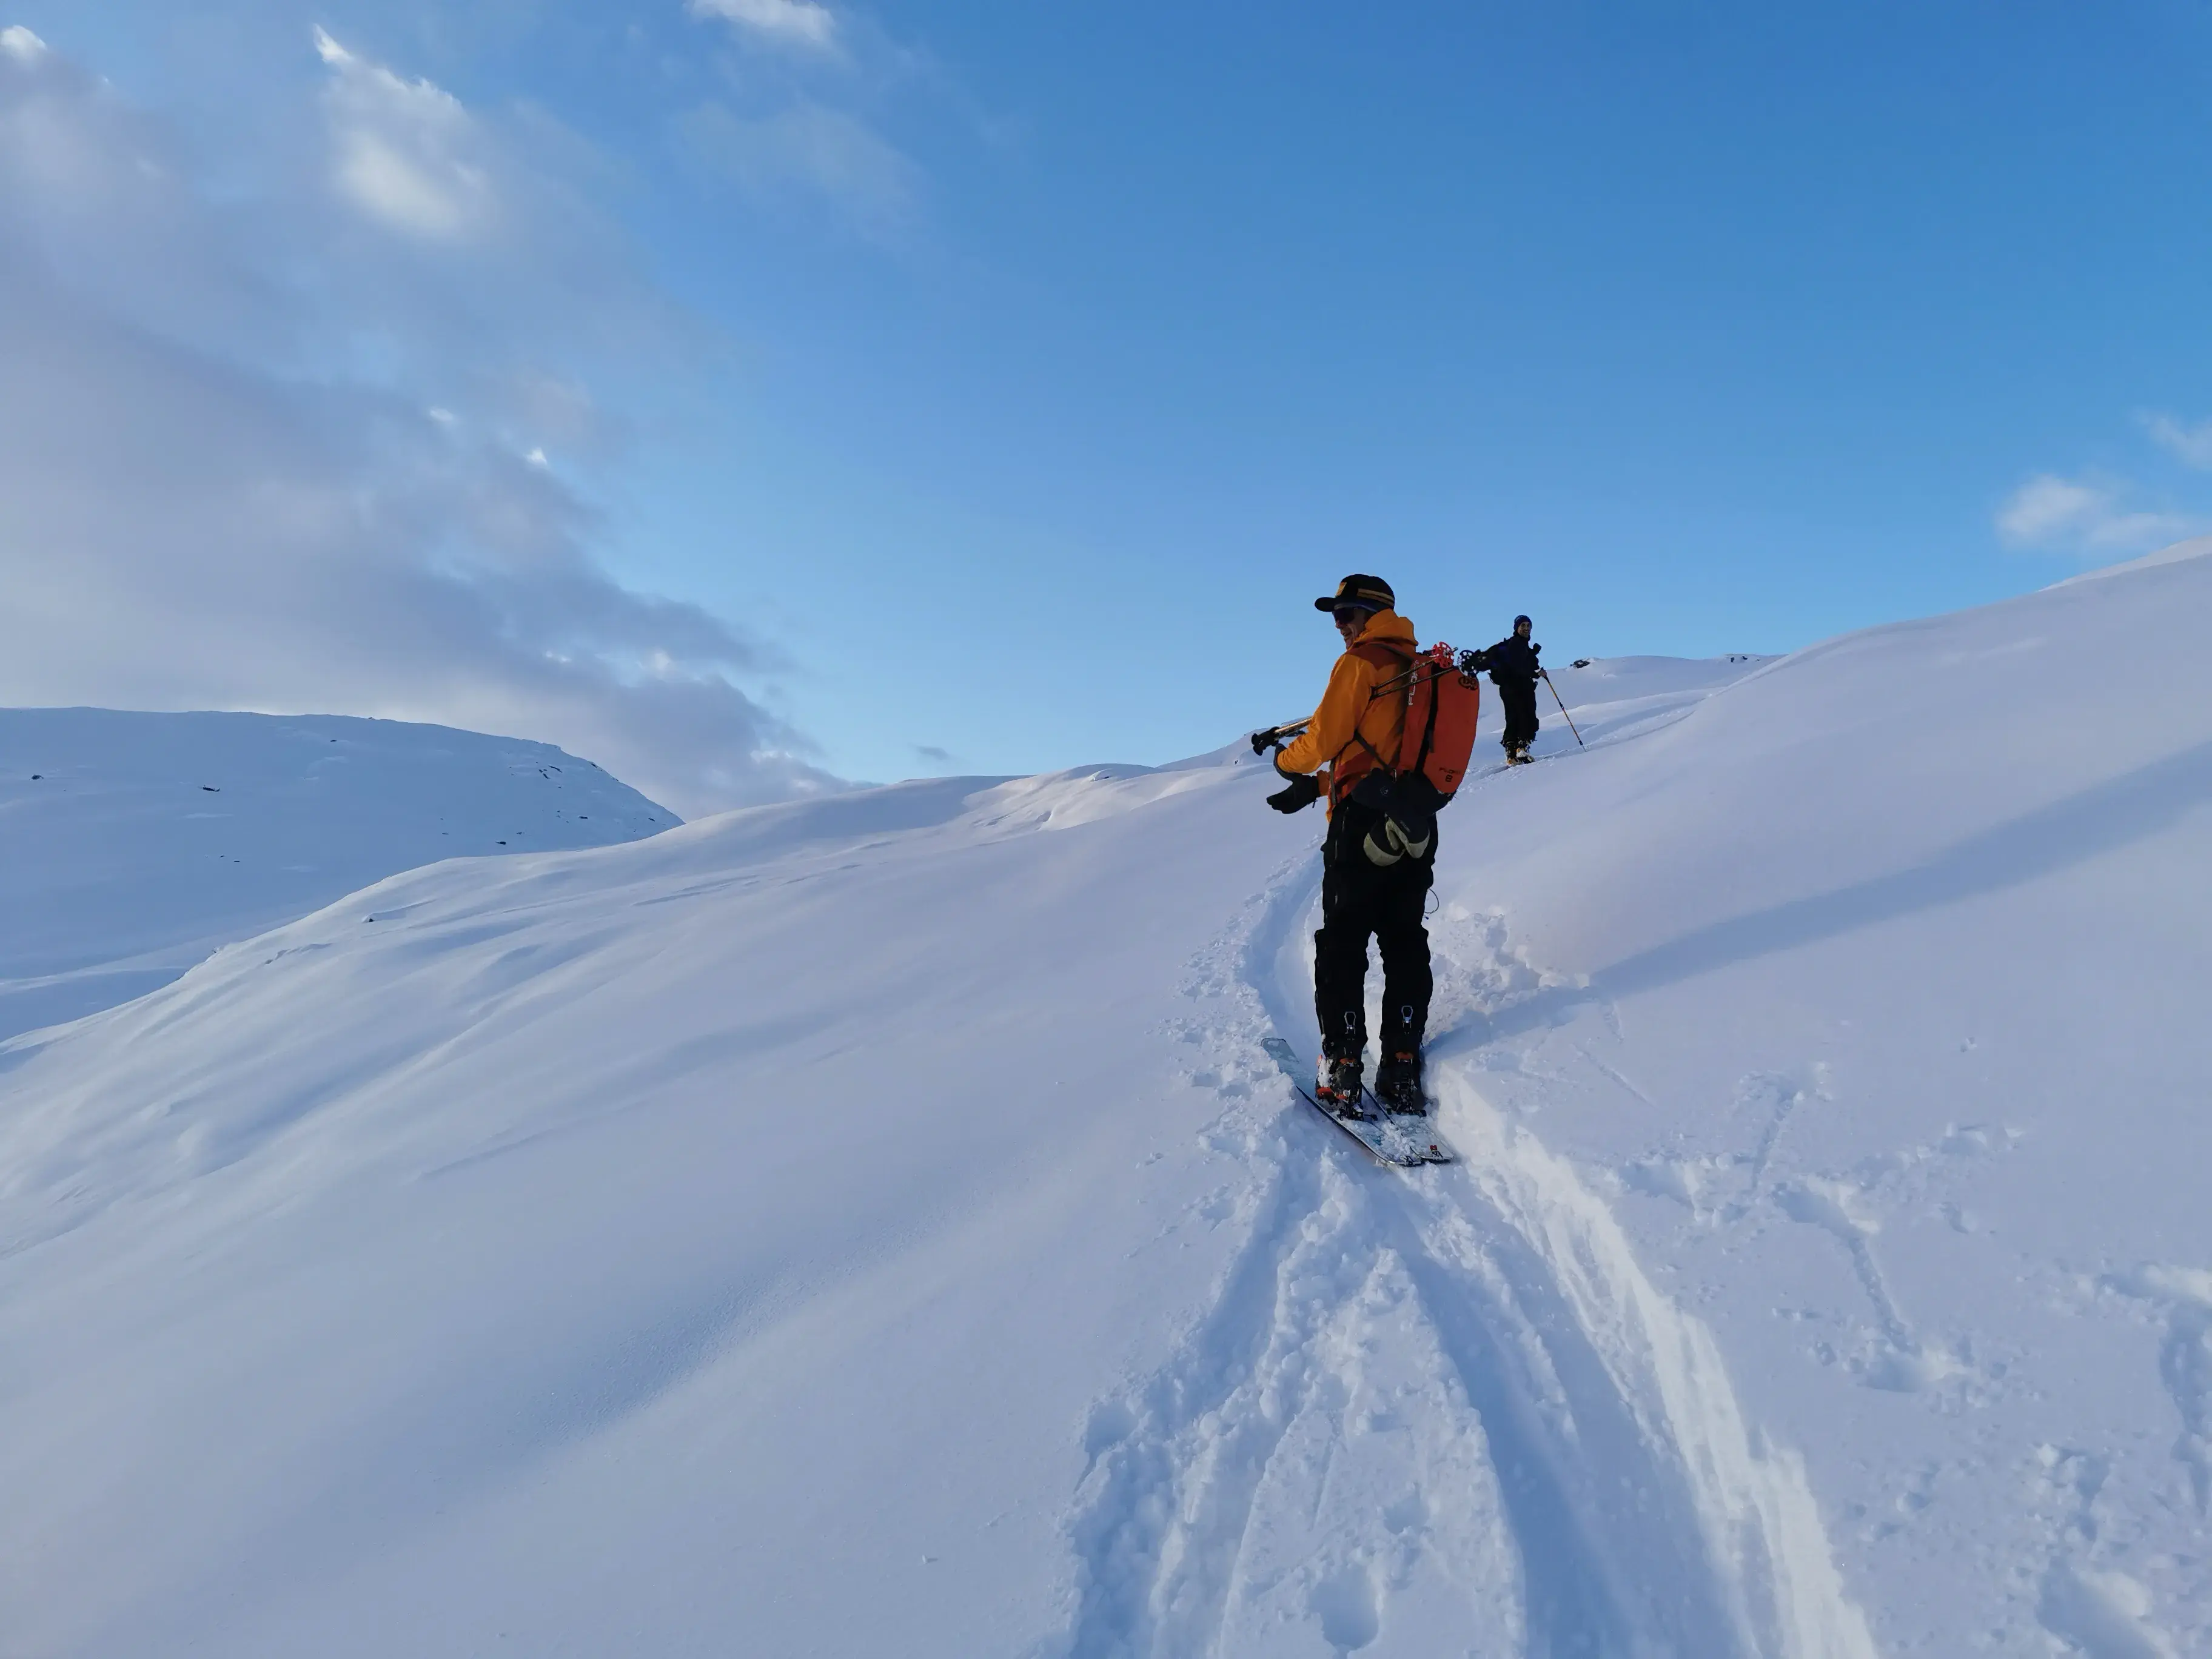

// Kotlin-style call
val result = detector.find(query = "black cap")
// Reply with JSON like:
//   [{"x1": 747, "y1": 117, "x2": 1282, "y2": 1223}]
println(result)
[
  {"x1": 1513, "y1": 614, "x2": 1532, "y2": 628},
  {"x1": 1315, "y1": 574, "x2": 1395, "y2": 614}
]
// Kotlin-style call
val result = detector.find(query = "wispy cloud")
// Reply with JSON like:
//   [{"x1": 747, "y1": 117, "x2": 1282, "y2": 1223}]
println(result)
[
  {"x1": 1994, "y1": 474, "x2": 2201, "y2": 557},
  {"x1": 689, "y1": 0, "x2": 840, "y2": 55},
  {"x1": 679, "y1": 98, "x2": 920, "y2": 238},
  {"x1": 677, "y1": 0, "x2": 943, "y2": 240},
  {"x1": 0, "y1": 30, "x2": 835, "y2": 817},
  {"x1": 314, "y1": 28, "x2": 492, "y2": 242},
  {"x1": 2143, "y1": 413, "x2": 2212, "y2": 471}
]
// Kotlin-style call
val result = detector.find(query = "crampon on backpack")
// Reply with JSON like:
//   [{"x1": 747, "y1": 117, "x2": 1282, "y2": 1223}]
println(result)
[{"x1": 1349, "y1": 644, "x2": 1483, "y2": 867}]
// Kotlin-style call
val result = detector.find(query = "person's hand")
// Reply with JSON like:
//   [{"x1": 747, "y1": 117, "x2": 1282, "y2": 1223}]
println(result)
[
  {"x1": 1249, "y1": 728, "x2": 1279, "y2": 754},
  {"x1": 1266, "y1": 773, "x2": 1321, "y2": 814}
]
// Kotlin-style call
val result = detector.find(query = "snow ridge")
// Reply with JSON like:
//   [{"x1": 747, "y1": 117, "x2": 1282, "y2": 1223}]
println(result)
[
  {"x1": 13, "y1": 576, "x2": 2210, "y2": 1654},
  {"x1": 0, "y1": 708, "x2": 675, "y2": 1041}
]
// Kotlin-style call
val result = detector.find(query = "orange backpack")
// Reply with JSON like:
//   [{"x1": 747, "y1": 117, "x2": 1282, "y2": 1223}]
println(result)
[
  {"x1": 1343, "y1": 644, "x2": 1481, "y2": 865},
  {"x1": 1396, "y1": 644, "x2": 1483, "y2": 805}
]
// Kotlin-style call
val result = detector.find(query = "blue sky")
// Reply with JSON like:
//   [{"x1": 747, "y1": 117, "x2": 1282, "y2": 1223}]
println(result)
[{"x1": 5, "y1": 1, "x2": 2210, "y2": 803}]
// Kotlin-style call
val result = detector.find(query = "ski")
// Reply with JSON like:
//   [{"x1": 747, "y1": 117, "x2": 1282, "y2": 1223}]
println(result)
[{"x1": 1261, "y1": 1036, "x2": 1454, "y2": 1166}]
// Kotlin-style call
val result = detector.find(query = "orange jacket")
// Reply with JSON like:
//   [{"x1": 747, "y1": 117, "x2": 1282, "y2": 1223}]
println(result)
[{"x1": 1276, "y1": 608, "x2": 1417, "y2": 811}]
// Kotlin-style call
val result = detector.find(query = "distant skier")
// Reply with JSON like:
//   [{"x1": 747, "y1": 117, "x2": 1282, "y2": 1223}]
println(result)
[
  {"x1": 1259, "y1": 575, "x2": 1434, "y2": 1115},
  {"x1": 1485, "y1": 614, "x2": 1543, "y2": 764}
]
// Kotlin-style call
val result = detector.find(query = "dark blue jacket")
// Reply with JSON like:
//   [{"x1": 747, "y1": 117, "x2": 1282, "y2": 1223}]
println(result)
[{"x1": 1484, "y1": 634, "x2": 1541, "y2": 686}]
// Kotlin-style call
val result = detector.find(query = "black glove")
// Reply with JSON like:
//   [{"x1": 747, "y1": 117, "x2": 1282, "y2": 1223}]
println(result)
[
  {"x1": 1249, "y1": 727, "x2": 1279, "y2": 755},
  {"x1": 1266, "y1": 773, "x2": 1321, "y2": 814}
]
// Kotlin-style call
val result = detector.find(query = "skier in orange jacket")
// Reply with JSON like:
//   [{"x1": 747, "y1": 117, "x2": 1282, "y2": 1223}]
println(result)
[{"x1": 1263, "y1": 575, "x2": 1435, "y2": 1114}]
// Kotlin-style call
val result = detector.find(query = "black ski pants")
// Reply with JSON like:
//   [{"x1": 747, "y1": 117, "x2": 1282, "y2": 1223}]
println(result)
[
  {"x1": 1313, "y1": 803, "x2": 1434, "y2": 1062},
  {"x1": 1498, "y1": 679, "x2": 1540, "y2": 753}
]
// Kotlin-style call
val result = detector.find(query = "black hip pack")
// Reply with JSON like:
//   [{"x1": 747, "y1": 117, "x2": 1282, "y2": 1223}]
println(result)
[{"x1": 1349, "y1": 769, "x2": 1442, "y2": 866}]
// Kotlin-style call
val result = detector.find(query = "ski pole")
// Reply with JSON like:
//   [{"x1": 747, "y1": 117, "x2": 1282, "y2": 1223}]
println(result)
[{"x1": 1541, "y1": 671, "x2": 1584, "y2": 748}]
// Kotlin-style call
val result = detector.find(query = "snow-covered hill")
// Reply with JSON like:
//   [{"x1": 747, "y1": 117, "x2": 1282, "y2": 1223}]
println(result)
[
  {"x1": 0, "y1": 710, "x2": 677, "y2": 1041},
  {"x1": 2, "y1": 549, "x2": 2209, "y2": 1655}
]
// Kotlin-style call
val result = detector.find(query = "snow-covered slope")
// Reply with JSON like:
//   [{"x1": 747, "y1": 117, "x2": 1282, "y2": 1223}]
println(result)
[
  {"x1": 0, "y1": 709, "x2": 677, "y2": 1041},
  {"x1": 2, "y1": 550, "x2": 2208, "y2": 1656}
]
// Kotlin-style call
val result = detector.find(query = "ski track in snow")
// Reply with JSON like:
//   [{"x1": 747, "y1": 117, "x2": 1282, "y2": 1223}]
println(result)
[{"x1": 1053, "y1": 826, "x2": 1878, "y2": 1657}]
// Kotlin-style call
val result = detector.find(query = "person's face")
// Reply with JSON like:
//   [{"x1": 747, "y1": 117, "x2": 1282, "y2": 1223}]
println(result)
[
  {"x1": 1334, "y1": 606, "x2": 1370, "y2": 643},
  {"x1": 1514, "y1": 618, "x2": 1531, "y2": 638}
]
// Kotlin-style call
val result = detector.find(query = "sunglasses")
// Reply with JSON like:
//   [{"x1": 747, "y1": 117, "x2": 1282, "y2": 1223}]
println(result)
[{"x1": 1333, "y1": 606, "x2": 1372, "y2": 626}]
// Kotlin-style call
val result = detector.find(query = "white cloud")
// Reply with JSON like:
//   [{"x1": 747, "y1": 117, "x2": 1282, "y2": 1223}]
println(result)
[
  {"x1": 314, "y1": 28, "x2": 493, "y2": 241},
  {"x1": 1996, "y1": 476, "x2": 2102, "y2": 543},
  {"x1": 690, "y1": 0, "x2": 840, "y2": 54},
  {"x1": 1995, "y1": 474, "x2": 2202, "y2": 557},
  {"x1": 0, "y1": 30, "x2": 834, "y2": 817},
  {"x1": 2144, "y1": 414, "x2": 2212, "y2": 471},
  {"x1": 0, "y1": 24, "x2": 46, "y2": 62},
  {"x1": 679, "y1": 99, "x2": 919, "y2": 237}
]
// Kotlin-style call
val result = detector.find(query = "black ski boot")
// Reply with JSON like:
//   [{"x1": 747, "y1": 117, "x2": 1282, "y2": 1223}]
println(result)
[
  {"x1": 1375, "y1": 1050, "x2": 1426, "y2": 1114},
  {"x1": 1316, "y1": 1049, "x2": 1366, "y2": 1118}
]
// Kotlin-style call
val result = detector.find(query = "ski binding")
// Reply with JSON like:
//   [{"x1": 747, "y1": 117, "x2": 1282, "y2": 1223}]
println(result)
[{"x1": 1262, "y1": 1036, "x2": 1453, "y2": 1166}]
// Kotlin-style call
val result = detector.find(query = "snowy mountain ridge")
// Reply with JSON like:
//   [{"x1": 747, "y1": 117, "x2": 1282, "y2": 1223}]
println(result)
[
  {"x1": 3, "y1": 548, "x2": 2210, "y2": 1655},
  {"x1": 0, "y1": 708, "x2": 677, "y2": 1042}
]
